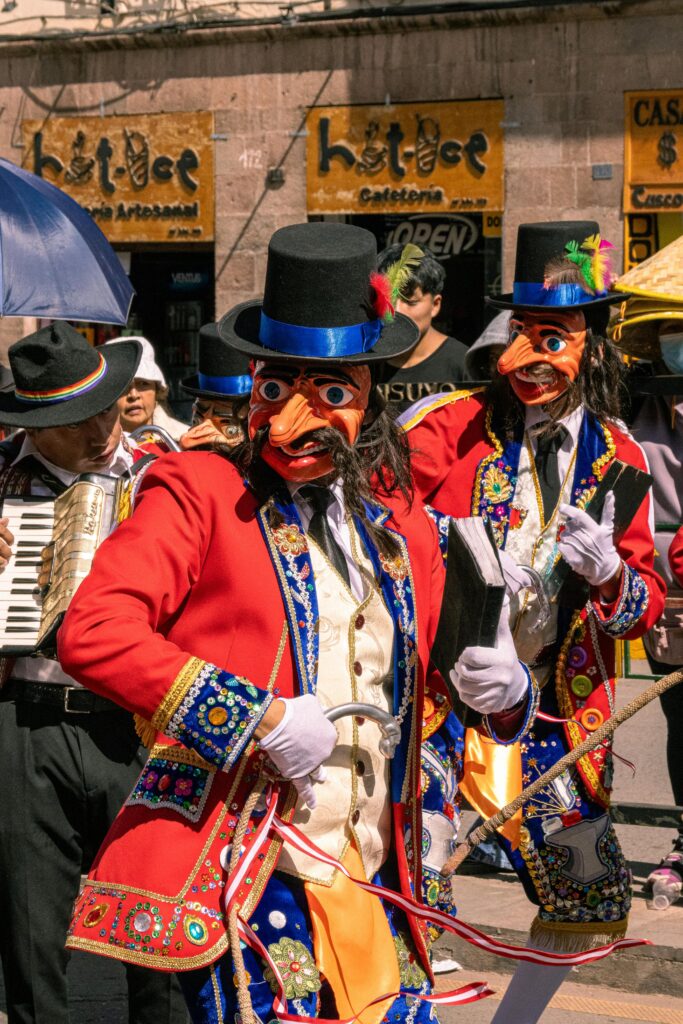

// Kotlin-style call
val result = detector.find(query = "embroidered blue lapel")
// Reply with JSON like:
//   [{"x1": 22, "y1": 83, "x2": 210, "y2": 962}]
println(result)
[
  {"x1": 473, "y1": 415, "x2": 524, "y2": 548},
  {"x1": 257, "y1": 490, "x2": 319, "y2": 697},
  {"x1": 355, "y1": 501, "x2": 418, "y2": 803},
  {"x1": 570, "y1": 413, "x2": 608, "y2": 508}
]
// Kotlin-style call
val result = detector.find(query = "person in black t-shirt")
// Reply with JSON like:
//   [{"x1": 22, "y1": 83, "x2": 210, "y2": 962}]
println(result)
[{"x1": 375, "y1": 244, "x2": 468, "y2": 412}]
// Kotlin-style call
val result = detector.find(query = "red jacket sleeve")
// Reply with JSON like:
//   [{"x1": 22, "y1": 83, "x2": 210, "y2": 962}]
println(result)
[
  {"x1": 669, "y1": 526, "x2": 683, "y2": 589},
  {"x1": 58, "y1": 454, "x2": 274, "y2": 770}
]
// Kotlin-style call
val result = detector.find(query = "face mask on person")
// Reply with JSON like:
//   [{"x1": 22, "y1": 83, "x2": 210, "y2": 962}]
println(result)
[
  {"x1": 248, "y1": 360, "x2": 371, "y2": 483},
  {"x1": 496, "y1": 309, "x2": 587, "y2": 406},
  {"x1": 661, "y1": 336, "x2": 683, "y2": 374}
]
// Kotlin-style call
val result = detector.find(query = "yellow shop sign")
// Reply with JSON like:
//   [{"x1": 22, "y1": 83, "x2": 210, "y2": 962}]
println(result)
[
  {"x1": 22, "y1": 111, "x2": 215, "y2": 243},
  {"x1": 624, "y1": 90, "x2": 683, "y2": 213},
  {"x1": 306, "y1": 99, "x2": 504, "y2": 215}
]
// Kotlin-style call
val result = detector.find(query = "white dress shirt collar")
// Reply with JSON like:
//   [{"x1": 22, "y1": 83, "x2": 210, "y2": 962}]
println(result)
[{"x1": 11, "y1": 432, "x2": 134, "y2": 487}]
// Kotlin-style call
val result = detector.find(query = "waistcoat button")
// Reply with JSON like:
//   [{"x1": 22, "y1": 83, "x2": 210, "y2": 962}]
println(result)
[
  {"x1": 351, "y1": 809, "x2": 360, "y2": 826},
  {"x1": 355, "y1": 760, "x2": 365, "y2": 777},
  {"x1": 355, "y1": 614, "x2": 365, "y2": 630},
  {"x1": 353, "y1": 661, "x2": 362, "y2": 676}
]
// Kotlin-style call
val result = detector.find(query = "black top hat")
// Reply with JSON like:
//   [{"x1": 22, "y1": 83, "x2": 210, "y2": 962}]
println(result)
[
  {"x1": 0, "y1": 321, "x2": 141, "y2": 428},
  {"x1": 181, "y1": 323, "x2": 253, "y2": 401},
  {"x1": 487, "y1": 221, "x2": 624, "y2": 313},
  {"x1": 218, "y1": 223, "x2": 419, "y2": 364}
]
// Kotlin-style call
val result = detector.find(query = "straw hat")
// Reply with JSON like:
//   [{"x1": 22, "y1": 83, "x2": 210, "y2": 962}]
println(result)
[{"x1": 610, "y1": 236, "x2": 683, "y2": 358}]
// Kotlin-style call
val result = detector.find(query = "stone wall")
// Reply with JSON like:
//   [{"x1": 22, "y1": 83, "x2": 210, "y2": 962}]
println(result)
[{"x1": 0, "y1": 0, "x2": 679, "y2": 353}]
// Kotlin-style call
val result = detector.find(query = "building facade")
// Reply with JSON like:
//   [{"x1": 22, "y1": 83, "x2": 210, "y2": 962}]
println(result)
[{"x1": 0, "y1": 0, "x2": 679, "y2": 403}]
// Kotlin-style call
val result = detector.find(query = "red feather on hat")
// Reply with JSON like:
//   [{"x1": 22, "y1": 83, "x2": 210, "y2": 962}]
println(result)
[{"x1": 369, "y1": 271, "x2": 395, "y2": 323}]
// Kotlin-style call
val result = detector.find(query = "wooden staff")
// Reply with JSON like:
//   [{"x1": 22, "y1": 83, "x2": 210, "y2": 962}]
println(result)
[{"x1": 442, "y1": 668, "x2": 683, "y2": 877}]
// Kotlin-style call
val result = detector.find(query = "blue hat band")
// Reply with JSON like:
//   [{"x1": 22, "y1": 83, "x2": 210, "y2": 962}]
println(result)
[
  {"x1": 512, "y1": 282, "x2": 607, "y2": 306},
  {"x1": 259, "y1": 312, "x2": 382, "y2": 358},
  {"x1": 197, "y1": 372, "x2": 252, "y2": 396}
]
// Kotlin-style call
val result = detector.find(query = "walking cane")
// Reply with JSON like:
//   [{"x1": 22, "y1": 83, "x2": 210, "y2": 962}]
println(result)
[{"x1": 441, "y1": 667, "x2": 683, "y2": 877}]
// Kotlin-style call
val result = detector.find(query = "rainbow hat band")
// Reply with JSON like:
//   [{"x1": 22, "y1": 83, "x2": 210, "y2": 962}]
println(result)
[
  {"x1": 0, "y1": 321, "x2": 142, "y2": 429},
  {"x1": 15, "y1": 352, "x2": 108, "y2": 404}
]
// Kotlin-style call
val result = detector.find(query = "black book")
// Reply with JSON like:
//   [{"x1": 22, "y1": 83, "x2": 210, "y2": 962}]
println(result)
[
  {"x1": 431, "y1": 517, "x2": 506, "y2": 724},
  {"x1": 547, "y1": 459, "x2": 653, "y2": 606}
]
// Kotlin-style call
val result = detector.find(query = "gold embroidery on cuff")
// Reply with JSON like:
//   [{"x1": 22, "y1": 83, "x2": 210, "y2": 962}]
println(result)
[{"x1": 152, "y1": 656, "x2": 205, "y2": 733}]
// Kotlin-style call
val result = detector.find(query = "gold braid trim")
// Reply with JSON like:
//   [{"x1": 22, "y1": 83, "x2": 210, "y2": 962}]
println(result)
[
  {"x1": 148, "y1": 742, "x2": 214, "y2": 771},
  {"x1": 471, "y1": 403, "x2": 503, "y2": 517},
  {"x1": 400, "y1": 387, "x2": 484, "y2": 432},
  {"x1": 593, "y1": 422, "x2": 617, "y2": 479},
  {"x1": 151, "y1": 656, "x2": 206, "y2": 733}
]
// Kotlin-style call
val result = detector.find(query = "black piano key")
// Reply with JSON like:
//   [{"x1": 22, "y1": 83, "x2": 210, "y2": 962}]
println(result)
[{"x1": 5, "y1": 627, "x2": 39, "y2": 633}]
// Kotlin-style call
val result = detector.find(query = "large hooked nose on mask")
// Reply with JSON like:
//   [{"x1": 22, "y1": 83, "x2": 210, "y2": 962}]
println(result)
[{"x1": 267, "y1": 392, "x2": 329, "y2": 448}]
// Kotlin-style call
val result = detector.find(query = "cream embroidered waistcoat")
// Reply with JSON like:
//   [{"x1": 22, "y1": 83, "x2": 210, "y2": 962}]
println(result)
[
  {"x1": 277, "y1": 523, "x2": 395, "y2": 885},
  {"x1": 505, "y1": 439, "x2": 575, "y2": 679}
]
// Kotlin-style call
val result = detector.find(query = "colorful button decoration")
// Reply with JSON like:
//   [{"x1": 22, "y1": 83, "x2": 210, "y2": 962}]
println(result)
[
  {"x1": 570, "y1": 674, "x2": 593, "y2": 698},
  {"x1": 83, "y1": 903, "x2": 109, "y2": 928},
  {"x1": 183, "y1": 915, "x2": 209, "y2": 946},
  {"x1": 568, "y1": 646, "x2": 588, "y2": 669},
  {"x1": 133, "y1": 911, "x2": 153, "y2": 934},
  {"x1": 208, "y1": 706, "x2": 229, "y2": 726},
  {"x1": 580, "y1": 707, "x2": 604, "y2": 731}
]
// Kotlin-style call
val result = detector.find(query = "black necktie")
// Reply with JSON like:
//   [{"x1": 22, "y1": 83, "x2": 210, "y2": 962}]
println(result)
[
  {"x1": 300, "y1": 484, "x2": 351, "y2": 588},
  {"x1": 533, "y1": 425, "x2": 569, "y2": 523}
]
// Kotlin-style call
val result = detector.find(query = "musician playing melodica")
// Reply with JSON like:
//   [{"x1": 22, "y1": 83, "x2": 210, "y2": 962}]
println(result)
[{"x1": 0, "y1": 322, "x2": 187, "y2": 1024}]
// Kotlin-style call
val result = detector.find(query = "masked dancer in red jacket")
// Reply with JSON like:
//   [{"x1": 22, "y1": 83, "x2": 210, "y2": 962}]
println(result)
[
  {"x1": 59, "y1": 223, "x2": 537, "y2": 1024},
  {"x1": 402, "y1": 221, "x2": 665, "y2": 1024}
]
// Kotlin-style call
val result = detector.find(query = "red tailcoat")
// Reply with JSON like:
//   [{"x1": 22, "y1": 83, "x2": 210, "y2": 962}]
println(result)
[
  {"x1": 58, "y1": 451, "x2": 450, "y2": 973},
  {"x1": 403, "y1": 390, "x2": 665, "y2": 806}
]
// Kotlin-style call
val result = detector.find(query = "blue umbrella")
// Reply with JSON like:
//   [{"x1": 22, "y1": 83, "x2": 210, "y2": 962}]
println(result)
[{"x1": 0, "y1": 157, "x2": 134, "y2": 325}]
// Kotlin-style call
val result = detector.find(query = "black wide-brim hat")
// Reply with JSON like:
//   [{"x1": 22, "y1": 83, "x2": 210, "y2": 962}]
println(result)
[
  {"x1": 0, "y1": 321, "x2": 141, "y2": 428},
  {"x1": 487, "y1": 221, "x2": 624, "y2": 313},
  {"x1": 218, "y1": 222, "x2": 419, "y2": 364},
  {"x1": 181, "y1": 322, "x2": 253, "y2": 400}
]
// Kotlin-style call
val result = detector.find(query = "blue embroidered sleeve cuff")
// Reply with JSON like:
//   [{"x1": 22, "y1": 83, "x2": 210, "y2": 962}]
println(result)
[
  {"x1": 591, "y1": 562, "x2": 650, "y2": 638},
  {"x1": 159, "y1": 659, "x2": 274, "y2": 770},
  {"x1": 483, "y1": 664, "x2": 539, "y2": 746}
]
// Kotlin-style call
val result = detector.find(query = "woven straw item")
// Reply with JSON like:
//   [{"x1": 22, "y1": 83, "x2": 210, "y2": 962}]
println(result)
[
  {"x1": 610, "y1": 235, "x2": 683, "y2": 356},
  {"x1": 614, "y1": 234, "x2": 683, "y2": 302}
]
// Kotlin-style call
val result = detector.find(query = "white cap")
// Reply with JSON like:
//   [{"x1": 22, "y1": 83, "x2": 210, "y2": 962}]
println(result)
[{"x1": 104, "y1": 336, "x2": 167, "y2": 389}]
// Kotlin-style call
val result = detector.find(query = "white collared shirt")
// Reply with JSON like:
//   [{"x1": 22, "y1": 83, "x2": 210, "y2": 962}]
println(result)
[
  {"x1": 288, "y1": 478, "x2": 365, "y2": 601},
  {"x1": 10, "y1": 432, "x2": 134, "y2": 495},
  {"x1": 524, "y1": 404, "x2": 584, "y2": 484},
  {"x1": 7, "y1": 433, "x2": 135, "y2": 686}
]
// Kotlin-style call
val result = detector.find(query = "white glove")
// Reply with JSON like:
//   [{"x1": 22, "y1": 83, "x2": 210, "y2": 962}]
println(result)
[
  {"x1": 259, "y1": 694, "x2": 337, "y2": 809},
  {"x1": 558, "y1": 492, "x2": 622, "y2": 587},
  {"x1": 448, "y1": 594, "x2": 529, "y2": 715},
  {"x1": 497, "y1": 548, "x2": 536, "y2": 597}
]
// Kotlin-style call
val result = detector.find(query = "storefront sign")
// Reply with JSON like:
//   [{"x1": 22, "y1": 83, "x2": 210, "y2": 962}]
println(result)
[
  {"x1": 306, "y1": 100, "x2": 504, "y2": 214},
  {"x1": 624, "y1": 90, "x2": 683, "y2": 213},
  {"x1": 22, "y1": 112, "x2": 215, "y2": 243}
]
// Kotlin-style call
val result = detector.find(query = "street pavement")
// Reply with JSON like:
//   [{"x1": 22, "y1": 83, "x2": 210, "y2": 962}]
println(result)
[{"x1": 0, "y1": 673, "x2": 679, "y2": 1022}]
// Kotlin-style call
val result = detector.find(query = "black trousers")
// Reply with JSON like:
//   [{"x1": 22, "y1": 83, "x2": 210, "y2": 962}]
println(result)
[
  {"x1": 0, "y1": 698, "x2": 188, "y2": 1024},
  {"x1": 645, "y1": 651, "x2": 683, "y2": 835}
]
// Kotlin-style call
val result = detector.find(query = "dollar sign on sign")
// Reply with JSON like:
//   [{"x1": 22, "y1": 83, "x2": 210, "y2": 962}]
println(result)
[{"x1": 658, "y1": 131, "x2": 678, "y2": 169}]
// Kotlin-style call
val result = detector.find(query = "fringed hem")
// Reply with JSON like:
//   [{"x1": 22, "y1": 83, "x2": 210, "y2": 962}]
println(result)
[
  {"x1": 530, "y1": 915, "x2": 628, "y2": 953},
  {"x1": 134, "y1": 713, "x2": 158, "y2": 749}
]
